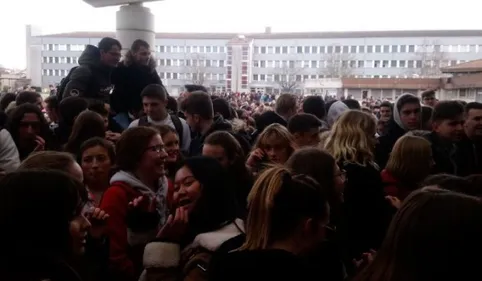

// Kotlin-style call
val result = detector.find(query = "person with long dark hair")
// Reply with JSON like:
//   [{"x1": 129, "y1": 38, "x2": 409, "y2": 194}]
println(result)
[
  {"x1": 6, "y1": 103, "x2": 54, "y2": 160},
  {"x1": 138, "y1": 156, "x2": 244, "y2": 281}
]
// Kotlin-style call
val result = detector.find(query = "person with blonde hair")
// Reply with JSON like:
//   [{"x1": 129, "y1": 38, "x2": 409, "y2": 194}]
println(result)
[
  {"x1": 209, "y1": 166, "x2": 331, "y2": 281},
  {"x1": 381, "y1": 135, "x2": 433, "y2": 201},
  {"x1": 246, "y1": 123, "x2": 297, "y2": 174},
  {"x1": 324, "y1": 110, "x2": 392, "y2": 270}
]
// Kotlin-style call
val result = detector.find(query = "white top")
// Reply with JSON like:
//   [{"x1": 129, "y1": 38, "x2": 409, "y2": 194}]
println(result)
[
  {"x1": 129, "y1": 115, "x2": 191, "y2": 152},
  {"x1": 0, "y1": 129, "x2": 20, "y2": 173}
]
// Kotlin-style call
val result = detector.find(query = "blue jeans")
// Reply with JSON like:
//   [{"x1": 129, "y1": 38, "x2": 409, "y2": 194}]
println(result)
[{"x1": 113, "y1": 112, "x2": 131, "y2": 129}]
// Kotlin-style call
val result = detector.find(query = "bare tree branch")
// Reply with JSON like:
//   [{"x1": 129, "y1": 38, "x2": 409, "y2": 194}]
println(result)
[
  {"x1": 273, "y1": 62, "x2": 305, "y2": 94},
  {"x1": 413, "y1": 40, "x2": 450, "y2": 77},
  {"x1": 320, "y1": 51, "x2": 355, "y2": 78},
  {"x1": 183, "y1": 53, "x2": 207, "y2": 85}
]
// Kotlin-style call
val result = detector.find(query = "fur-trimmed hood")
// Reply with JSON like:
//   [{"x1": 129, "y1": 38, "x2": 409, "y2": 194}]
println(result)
[
  {"x1": 142, "y1": 219, "x2": 244, "y2": 270},
  {"x1": 122, "y1": 50, "x2": 157, "y2": 71}
]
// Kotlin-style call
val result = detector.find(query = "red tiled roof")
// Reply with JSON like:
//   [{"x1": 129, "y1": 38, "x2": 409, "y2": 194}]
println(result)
[
  {"x1": 39, "y1": 29, "x2": 482, "y2": 40},
  {"x1": 441, "y1": 59, "x2": 482, "y2": 74}
]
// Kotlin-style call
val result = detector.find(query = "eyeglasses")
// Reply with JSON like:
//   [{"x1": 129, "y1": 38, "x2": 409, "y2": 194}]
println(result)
[{"x1": 146, "y1": 144, "x2": 166, "y2": 154}]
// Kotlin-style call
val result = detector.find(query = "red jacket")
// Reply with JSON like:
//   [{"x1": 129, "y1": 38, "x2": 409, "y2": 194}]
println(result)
[{"x1": 99, "y1": 182, "x2": 144, "y2": 281}]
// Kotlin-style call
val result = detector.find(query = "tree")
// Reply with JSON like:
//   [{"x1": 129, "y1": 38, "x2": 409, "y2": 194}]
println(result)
[
  {"x1": 273, "y1": 63, "x2": 304, "y2": 94},
  {"x1": 413, "y1": 40, "x2": 450, "y2": 77},
  {"x1": 320, "y1": 52, "x2": 355, "y2": 78},
  {"x1": 183, "y1": 53, "x2": 207, "y2": 85}
]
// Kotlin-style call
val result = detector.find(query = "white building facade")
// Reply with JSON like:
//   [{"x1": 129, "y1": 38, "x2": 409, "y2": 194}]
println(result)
[{"x1": 26, "y1": 26, "x2": 482, "y2": 95}]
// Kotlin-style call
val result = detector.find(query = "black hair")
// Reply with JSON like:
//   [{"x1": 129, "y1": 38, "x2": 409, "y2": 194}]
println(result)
[
  {"x1": 98, "y1": 37, "x2": 121, "y2": 52},
  {"x1": 141, "y1": 84, "x2": 168, "y2": 102},
  {"x1": 184, "y1": 84, "x2": 208, "y2": 93},
  {"x1": 44, "y1": 95, "x2": 59, "y2": 110},
  {"x1": 0, "y1": 93, "x2": 16, "y2": 111},
  {"x1": 212, "y1": 98, "x2": 233, "y2": 120},
  {"x1": 6, "y1": 104, "x2": 52, "y2": 158},
  {"x1": 396, "y1": 94, "x2": 420, "y2": 111},
  {"x1": 180, "y1": 91, "x2": 214, "y2": 120},
  {"x1": 15, "y1": 91, "x2": 41, "y2": 106},
  {"x1": 465, "y1": 102, "x2": 482, "y2": 114},
  {"x1": 342, "y1": 99, "x2": 361, "y2": 110},
  {"x1": 421, "y1": 89, "x2": 436, "y2": 99},
  {"x1": 432, "y1": 101, "x2": 464, "y2": 122},
  {"x1": 166, "y1": 96, "x2": 178, "y2": 114},
  {"x1": 131, "y1": 39, "x2": 150, "y2": 51},
  {"x1": 88, "y1": 101, "x2": 109, "y2": 116},
  {"x1": 380, "y1": 101, "x2": 392, "y2": 109},
  {"x1": 287, "y1": 113, "x2": 322, "y2": 134},
  {"x1": 58, "y1": 97, "x2": 89, "y2": 127},
  {"x1": 302, "y1": 96, "x2": 326, "y2": 119},
  {"x1": 178, "y1": 156, "x2": 241, "y2": 243}
]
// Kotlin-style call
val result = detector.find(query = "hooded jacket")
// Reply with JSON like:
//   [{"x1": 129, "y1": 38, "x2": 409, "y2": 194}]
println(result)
[
  {"x1": 100, "y1": 170, "x2": 168, "y2": 281},
  {"x1": 375, "y1": 93, "x2": 420, "y2": 169},
  {"x1": 63, "y1": 45, "x2": 114, "y2": 103},
  {"x1": 111, "y1": 51, "x2": 163, "y2": 114},
  {"x1": 326, "y1": 101, "x2": 349, "y2": 128}
]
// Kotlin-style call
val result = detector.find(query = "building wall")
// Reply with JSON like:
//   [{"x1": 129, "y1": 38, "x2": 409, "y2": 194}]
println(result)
[{"x1": 27, "y1": 30, "x2": 482, "y2": 96}]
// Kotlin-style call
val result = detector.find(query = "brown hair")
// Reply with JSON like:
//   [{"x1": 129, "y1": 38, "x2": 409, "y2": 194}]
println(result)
[
  {"x1": 354, "y1": 187, "x2": 482, "y2": 281},
  {"x1": 275, "y1": 94, "x2": 297, "y2": 116},
  {"x1": 19, "y1": 151, "x2": 76, "y2": 173},
  {"x1": 64, "y1": 110, "x2": 105, "y2": 156},
  {"x1": 116, "y1": 126, "x2": 160, "y2": 172},
  {"x1": 385, "y1": 135, "x2": 432, "y2": 185},
  {"x1": 241, "y1": 166, "x2": 328, "y2": 250}
]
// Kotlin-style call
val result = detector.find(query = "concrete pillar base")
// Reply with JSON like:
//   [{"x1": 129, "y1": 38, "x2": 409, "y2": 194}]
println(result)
[{"x1": 116, "y1": 3, "x2": 155, "y2": 52}]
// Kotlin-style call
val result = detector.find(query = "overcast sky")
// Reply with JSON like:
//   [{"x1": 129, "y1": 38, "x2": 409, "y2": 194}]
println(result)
[{"x1": 1, "y1": 0, "x2": 482, "y2": 68}]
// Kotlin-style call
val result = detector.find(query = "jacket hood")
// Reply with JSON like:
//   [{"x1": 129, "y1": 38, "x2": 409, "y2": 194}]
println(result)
[
  {"x1": 210, "y1": 114, "x2": 233, "y2": 133},
  {"x1": 78, "y1": 45, "x2": 102, "y2": 67},
  {"x1": 122, "y1": 50, "x2": 157, "y2": 71},
  {"x1": 110, "y1": 170, "x2": 167, "y2": 196},
  {"x1": 110, "y1": 170, "x2": 168, "y2": 224},
  {"x1": 393, "y1": 93, "x2": 420, "y2": 131},
  {"x1": 326, "y1": 101, "x2": 349, "y2": 127}
]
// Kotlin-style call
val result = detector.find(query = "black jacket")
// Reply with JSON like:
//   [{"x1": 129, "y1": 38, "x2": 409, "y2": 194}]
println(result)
[
  {"x1": 111, "y1": 60, "x2": 162, "y2": 114},
  {"x1": 63, "y1": 45, "x2": 114, "y2": 103}
]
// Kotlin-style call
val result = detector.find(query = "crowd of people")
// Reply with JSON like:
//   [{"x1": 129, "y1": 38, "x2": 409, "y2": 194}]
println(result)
[{"x1": 0, "y1": 36, "x2": 482, "y2": 281}]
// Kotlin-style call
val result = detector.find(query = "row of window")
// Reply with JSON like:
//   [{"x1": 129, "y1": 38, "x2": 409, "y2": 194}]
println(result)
[
  {"x1": 157, "y1": 45, "x2": 226, "y2": 53},
  {"x1": 40, "y1": 43, "x2": 482, "y2": 56},
  {"x1": 42, "y1": 68, "x2": 227, "y2": 81},
  {"x1": 42, "y1": 44, "x2": 228, "y2": 54},
  {"x1": 42, "y1": 44, "x2": 86, "y2": 52},
  {"x1": 159, "y1": 59, "x2": 226, "y2": 67},
  {"x1": 253, "y1": 44, "x2": 482, "y2": 55},
  {"x1": 253, "y1": 59, "x2": 467, "y2": 69},
  {"x1": 43, "y1": 57, "x2": 79, "y2": 64},
  {"x1": 251, "y1": 74, "x2": 423, "y2": 81},
  {"x1": 159, "y1": 72, "x2": 226, "y2": 80}
]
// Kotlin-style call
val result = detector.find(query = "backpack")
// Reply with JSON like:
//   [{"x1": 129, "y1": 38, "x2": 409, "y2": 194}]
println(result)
[
  {"x1": 56, "y1": 66, "x2": 96, "y2": 102},
  {"x1": 138, "y1": 114, "x2": 184, "y2": 147},
  {"x1": 56, "y1": 66, "x2": 79, "y2": 102}
]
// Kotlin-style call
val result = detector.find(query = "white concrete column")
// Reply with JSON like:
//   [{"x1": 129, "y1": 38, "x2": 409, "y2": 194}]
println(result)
[{"x1": 116, "y1": 3, "x2": 155, "y2": 52}]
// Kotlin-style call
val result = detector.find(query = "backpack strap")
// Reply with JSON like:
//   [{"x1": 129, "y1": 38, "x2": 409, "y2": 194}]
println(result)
[
  {"x1": 170, "y1": 114, "x2": 184, "y2": 148},
  {"x1": 138, "y1": 116, "x2": 150, "y2": 127},
  {"x1": 182, "y1": 247, "x2": 213, "y2": 281}
]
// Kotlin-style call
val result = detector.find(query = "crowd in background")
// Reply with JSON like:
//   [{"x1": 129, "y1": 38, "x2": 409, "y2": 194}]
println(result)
[{"x1": 1, "y1": 36, "x2": 482, "y2": 281}]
